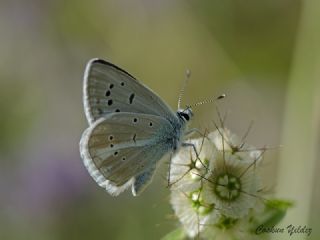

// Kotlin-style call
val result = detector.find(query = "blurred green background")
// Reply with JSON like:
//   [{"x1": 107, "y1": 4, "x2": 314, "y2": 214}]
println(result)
[{"x1": 0, "y1": 0, "x2": 319, "y2": 239}]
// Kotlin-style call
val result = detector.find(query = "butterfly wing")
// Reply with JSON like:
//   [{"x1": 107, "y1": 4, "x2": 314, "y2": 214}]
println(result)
[
  {"x1": 83, "y1": 59, "x2": 175, "y2": 125},
  {"x1": 132, "y1": 165, "x2": 157, "y2": 196},
  {"x1": 80, "y1": 112, "x2": 175, "y2": 196}
]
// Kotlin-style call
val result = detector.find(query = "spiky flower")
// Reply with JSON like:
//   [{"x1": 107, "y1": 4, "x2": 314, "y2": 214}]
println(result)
[
  {"x1": 169, "y1": 137, "x2": 214, "y2": 192},
  {"x1": 166, "y1": 127, "x2": 292, "y2": 240},
  {"x1": 170, "y1": 189, "x2": 218, "y2": 238},
  {"x1": 169, "y1": 137, "x2": 219, "y2": 237},
  {"x1": 202, "y1": 129, "x2": 262, "y2": 218}
]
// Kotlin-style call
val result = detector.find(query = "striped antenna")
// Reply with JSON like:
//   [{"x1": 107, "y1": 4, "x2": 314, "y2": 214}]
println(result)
[
  {"x1": 192, "y1": 94, "x2": 226, "y2": 107},
  {"x1": 177, "y1": 69, "x2": 191, "y2": 109}
]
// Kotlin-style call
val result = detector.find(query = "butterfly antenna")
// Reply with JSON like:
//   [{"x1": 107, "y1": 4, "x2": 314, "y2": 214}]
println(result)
[
  {"x1": 178, "y1": 69, "x2": 191, "y2": 109},
  {"x1": 192, "y1": 94, "x2": 226, "y2": 107}
]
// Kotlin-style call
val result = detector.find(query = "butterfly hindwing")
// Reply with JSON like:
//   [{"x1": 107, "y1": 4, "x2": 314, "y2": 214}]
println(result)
[
  {"x1": 80, "y1": 112, "x2": 174, "y2": 196},
  {"x1": 132, "y1": 166, "x2": 157, "y2": 196},
  {"x1": 83, "y1": 59, "x2": 175, "y2": 125}
]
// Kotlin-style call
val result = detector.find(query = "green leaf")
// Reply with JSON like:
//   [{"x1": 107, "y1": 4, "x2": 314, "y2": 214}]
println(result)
[
  {"x1": 251, "y1": 198, "x2": 294, "y2": 230},
  {"x1": 161, "y1": 228, "x2": 187, "y2": 240},
  {"x1": 265, "y1": 199, "x2": 294, "y2": 211}
]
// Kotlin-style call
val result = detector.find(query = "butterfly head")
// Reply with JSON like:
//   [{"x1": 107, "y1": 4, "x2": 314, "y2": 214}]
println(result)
[{"x1": 177, "y1": 106, "x2": 193, "y2": 123}]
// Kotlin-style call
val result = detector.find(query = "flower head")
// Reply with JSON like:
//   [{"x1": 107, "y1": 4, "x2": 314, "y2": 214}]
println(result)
[
  {"x1": 169, "y1": 127, "x2": 267, "y2": 238},
  {"x1": 169, "y1": 137, "x2": 214, "y2": 192},
  {"x1": 169, "y1": 135, "x2": 220, "y2": 237},
  {"x1": 170, "y1": 189, "x2": 218, "y2": 238},
  {"x1": 202, "y1": 150, "x2": 260, "y2": 218}
]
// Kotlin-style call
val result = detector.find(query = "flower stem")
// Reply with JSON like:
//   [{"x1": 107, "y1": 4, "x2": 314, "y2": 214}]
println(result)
[{"x1": 276, "y1": 1, "x2": 320, "y2": 239}]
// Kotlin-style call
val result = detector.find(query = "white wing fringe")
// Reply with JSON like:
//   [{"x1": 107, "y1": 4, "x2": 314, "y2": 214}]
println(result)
[{"x1": 80, "y1": 127, "x2": 133, "y2": 196}]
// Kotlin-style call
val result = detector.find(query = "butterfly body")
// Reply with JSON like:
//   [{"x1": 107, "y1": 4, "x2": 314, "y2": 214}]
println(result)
[{"x1": 80, "y1": 59, "x2": 193, "y2": 196}]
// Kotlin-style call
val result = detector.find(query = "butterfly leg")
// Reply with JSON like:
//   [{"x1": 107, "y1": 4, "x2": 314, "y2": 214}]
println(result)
[
  {"x1": 182, "y1": 142, "x2": 200, "y2": 159},
  {"x1": 167, "y1": 130, "x2": 209, "y2": 188},
  {"x1": 184, "y1": 128, "x2": 205, "y2": 138}
]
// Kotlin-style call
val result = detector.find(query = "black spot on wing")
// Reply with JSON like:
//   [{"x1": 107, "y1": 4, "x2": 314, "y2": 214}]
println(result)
[{"x1": 129, "y1": 93, "x2": 135, "y2": 104}]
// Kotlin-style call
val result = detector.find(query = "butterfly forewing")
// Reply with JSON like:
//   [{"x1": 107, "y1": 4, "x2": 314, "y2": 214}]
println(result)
[
  {"x1": 80, "y1": 112, "x2": 175, "y2": 195},
  {"x1": 83, "y1": 59, "x2": 175, "y2": 124}
]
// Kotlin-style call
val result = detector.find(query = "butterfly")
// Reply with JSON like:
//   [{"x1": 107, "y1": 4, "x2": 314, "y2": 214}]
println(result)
[{"x1": 79, "y1": 59, "x2": 223, "y2": 196}]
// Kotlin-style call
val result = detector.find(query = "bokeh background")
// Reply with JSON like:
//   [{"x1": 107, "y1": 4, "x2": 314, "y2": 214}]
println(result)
[{"x1": 0, "y1": 0, "x2": 319, "y2": 239}]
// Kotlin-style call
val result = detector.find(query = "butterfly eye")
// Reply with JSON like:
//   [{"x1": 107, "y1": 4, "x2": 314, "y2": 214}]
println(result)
[
  {"x1": 179, "y1": 112, "x2": 190, "y2": 121},
  {"x1": 184, "y1": 113, "x2": 190, "y2": 121}
]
